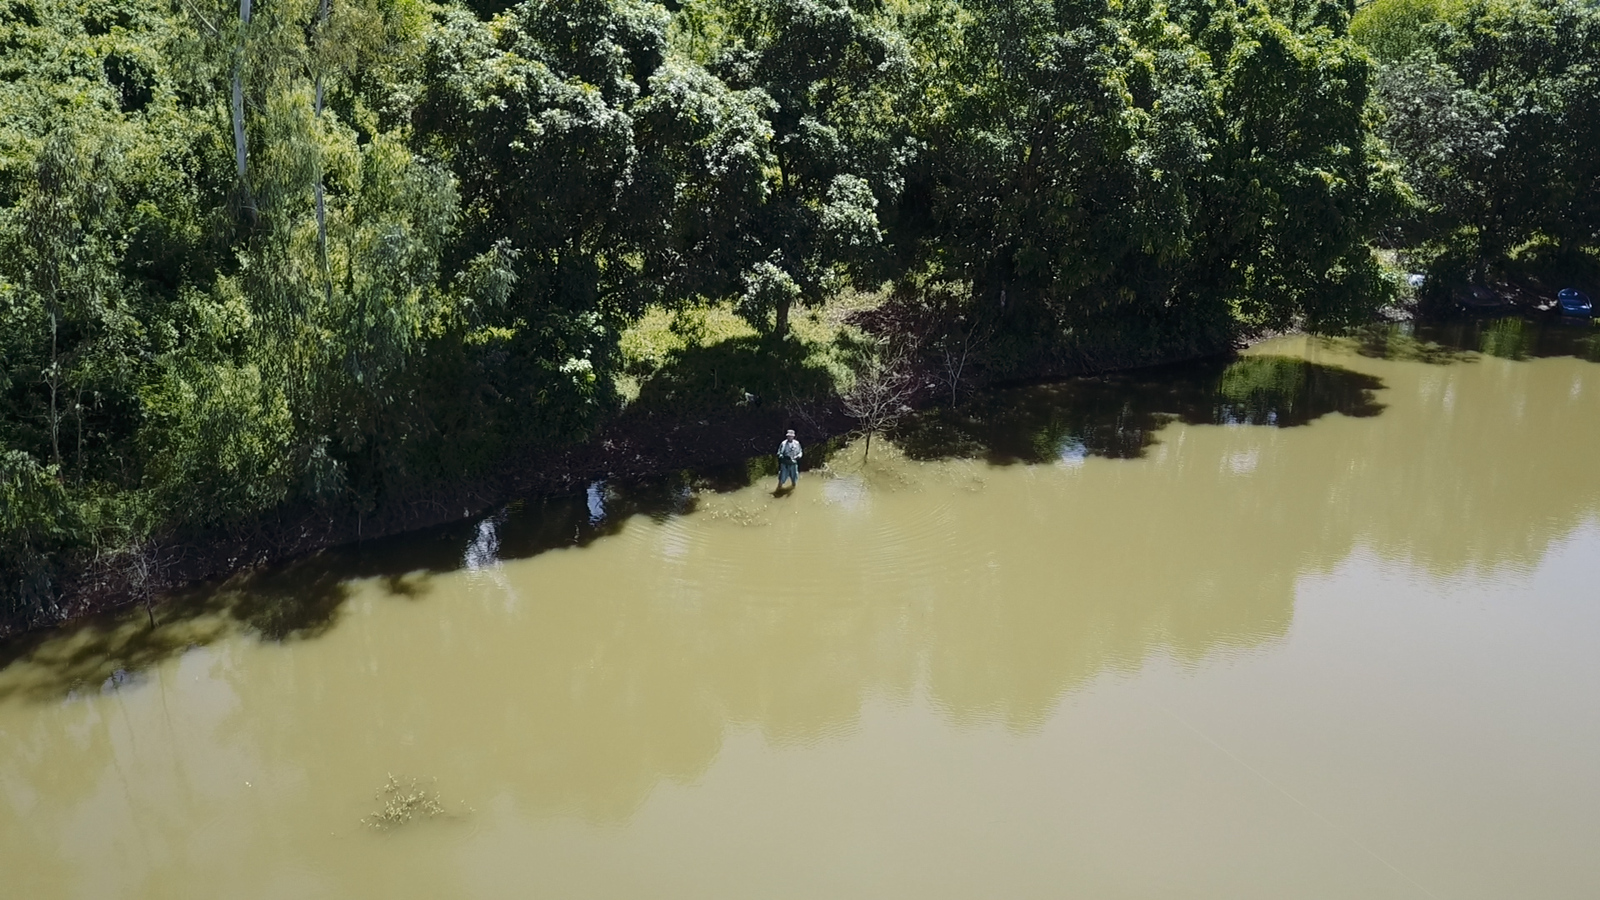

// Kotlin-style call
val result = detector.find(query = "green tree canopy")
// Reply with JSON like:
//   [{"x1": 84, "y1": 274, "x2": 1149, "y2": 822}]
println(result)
[
  {"x1": 1, "y1": 0, "x2": 1437, "y2": 624},
  {"x1": 1357, "y1": 0, "x2": 1600, "y2": 273}
]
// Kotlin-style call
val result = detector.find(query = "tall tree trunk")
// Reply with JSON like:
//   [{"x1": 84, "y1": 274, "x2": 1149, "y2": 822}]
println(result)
[
  {"x1": 231, "y1": 73, "x2": 246, "y2": 179},
  {"x1": 776, "y1": 294, "x2": 790, "y2": 340},
  {"x1": 73, "y1": 384, "x2": 85, "y2": 483},
  {"x1": 313, "y1": 0, "x2": 332, "y2": 305},
  {"x1": 232, "y1": 0, "x2": 253, "y2": 215},
  {"x1": 46, "y1": 308, "x2": 60, "y2": 467}
]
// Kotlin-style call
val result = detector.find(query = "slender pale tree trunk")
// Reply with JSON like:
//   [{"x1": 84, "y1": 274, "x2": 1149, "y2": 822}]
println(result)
[
  {"x1": 232, "y1": 0, "x2": 253, "y2": 213},
  {"x1": 73, "y1": 383, "x2": 85, "y2": 483},
  {"x1": 46, "y1": 308, "x2": 61, "y2": 467},
  {"x1": 313, "y1": 0, "x2": 332, "y2": 304}
]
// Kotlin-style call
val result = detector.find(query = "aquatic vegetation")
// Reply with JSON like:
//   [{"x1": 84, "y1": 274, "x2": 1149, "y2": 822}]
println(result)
[
  {"x1": 1577, "y1": 331, "x2": 1600, "y2": 363},
  {"x1": 1480, "y1": 318, "x2": 1535, "y2": 360},
  {"x1": 1339, "y1": 325, "x2": 1476, "y2": 365},
  {"x1": 361, "y1": 775, "x2": 449, "y2": 832}
]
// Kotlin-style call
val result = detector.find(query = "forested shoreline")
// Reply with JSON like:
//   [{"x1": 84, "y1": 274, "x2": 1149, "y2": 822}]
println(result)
[{"x1": 3, "y1": 0, "x2": 1598, "y2": 631}]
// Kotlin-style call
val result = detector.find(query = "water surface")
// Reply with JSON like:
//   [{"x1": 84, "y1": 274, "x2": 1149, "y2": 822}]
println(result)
[{"x1": 3, "y1": 326, "x2": 1599, "y2": 899}]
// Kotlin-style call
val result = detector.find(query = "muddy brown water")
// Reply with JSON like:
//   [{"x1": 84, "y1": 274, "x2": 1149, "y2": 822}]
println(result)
[{"x1": 3, "y1": 324, "x2": 1599, "y2": 899}]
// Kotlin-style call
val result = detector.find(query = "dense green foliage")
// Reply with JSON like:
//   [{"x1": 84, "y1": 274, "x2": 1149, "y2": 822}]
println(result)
[
  {"x1": 896, "y1": 0, "x2": 1398, "y2": 368},
  {"x1": 2, "y1": 0, "x2": 1425, "y2": 619},
  {"x1": 1353, "y1": 0, "x2": 1600, "y2": 278}
]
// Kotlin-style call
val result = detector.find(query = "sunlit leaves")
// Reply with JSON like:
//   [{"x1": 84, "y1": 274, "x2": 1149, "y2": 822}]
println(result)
[
  {"x1": 0, "y1": 0, "x2": 1437, "y2": 623},
  {"x1": 905, "y1": 0, "x2": 1394, "y2": 345},
  {"x1": 1358, "y1": 0, "x2": 1600, "y2": 267}
]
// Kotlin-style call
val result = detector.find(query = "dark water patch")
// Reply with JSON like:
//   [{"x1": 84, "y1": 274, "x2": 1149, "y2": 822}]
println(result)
[
  {"x1": 0, "y1": 609, "x2": 214, "y2": 704},
  {"x1": 0, "y1": 358, "x2": 1377, "y2": 697},
  {"x1": 1209, "y1": 356, "x2": 1386, "y2": 425},
  {"x1": 1343, "y1": 324, "x2": 1478, "y2": 365},
  {"x1": 0, "y1": 463, "x2": 771, "y2": 699},
  {"x1": 1352, "y1": 318, "x2": 1600, "y2": 364},
  {"x1": 183, "y1": 469, "x2": 748, "y2": 633},
  {"x1": 892, "y1": 356, "x2": 1385, "y2": 465}
]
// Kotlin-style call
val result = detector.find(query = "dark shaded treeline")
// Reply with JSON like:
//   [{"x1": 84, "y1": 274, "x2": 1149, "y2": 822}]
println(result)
[{"x1": 1, "y1": 0, "x2": 1592, "y2": 627}]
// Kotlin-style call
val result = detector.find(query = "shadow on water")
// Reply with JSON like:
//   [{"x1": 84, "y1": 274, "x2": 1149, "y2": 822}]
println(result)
[
  {"x1": 892, "y1": 355, "x2": 1386, "y2": 466},
  {"x1": 1345, "y1": 317, "x2": 1600, "y2": 365},
  {"x1": 4, "y1": 337, "x2": 1598, "y2": 854},
  {"x1": 0, "y1": 356, "x2": 1380, "y2": 701},
  {"x1": 0, "y1": 462, "x2": 770, "y2": 702}
]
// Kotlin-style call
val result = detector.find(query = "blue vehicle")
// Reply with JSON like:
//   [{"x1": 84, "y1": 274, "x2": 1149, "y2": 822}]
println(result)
[{"x1": 1557, "y1": 288, "x2": 1593, "y2": 317}]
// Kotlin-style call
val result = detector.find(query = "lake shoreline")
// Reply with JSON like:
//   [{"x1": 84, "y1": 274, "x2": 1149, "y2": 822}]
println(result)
[{"x1": 5, "y1": 330, "x2": 1258, "y2": 642}]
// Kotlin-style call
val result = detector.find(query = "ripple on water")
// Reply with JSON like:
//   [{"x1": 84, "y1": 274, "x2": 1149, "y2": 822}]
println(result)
[
  {"x1": 614, "y1": 503, "x2": 750, "y2": 597},
  {"x1": 859, "y1": 498, "x2": 976, "y2": 588}
]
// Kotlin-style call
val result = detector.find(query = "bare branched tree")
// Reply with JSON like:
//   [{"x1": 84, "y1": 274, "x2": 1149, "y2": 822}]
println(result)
[
  {"x1": 123, "y1": 539, "x2": 161, "y2": 628},
  {"x1": 781, "y1": 388, "x2": 827, "y2": 438},
  {"x1": 841, "y1": 347, "x2": 917, "y2": 461},
  {"x1": 933, "y1": 317, "x2": 990, "y2": 408}
]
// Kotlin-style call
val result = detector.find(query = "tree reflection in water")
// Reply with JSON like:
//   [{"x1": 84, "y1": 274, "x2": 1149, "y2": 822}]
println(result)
[
  {"x1": 1, "y1": 334, "x2": 1598, "y2": 887},
  {"x1": 891, "y1": 355, "x2": 1385, "y2": 465}
]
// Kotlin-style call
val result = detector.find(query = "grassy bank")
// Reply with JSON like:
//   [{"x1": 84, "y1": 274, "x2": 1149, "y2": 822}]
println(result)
[{"x1": 614, "y1": 292, "x2": 880, "y2": 419}]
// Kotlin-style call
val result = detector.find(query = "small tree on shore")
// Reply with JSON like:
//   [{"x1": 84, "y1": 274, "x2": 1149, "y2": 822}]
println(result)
[{"x1": 841, "y1": 348, "x2": 916, "y2": 461}]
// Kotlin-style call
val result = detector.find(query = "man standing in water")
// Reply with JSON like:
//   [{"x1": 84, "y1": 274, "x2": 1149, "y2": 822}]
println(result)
[{"x1": 777, "y1": 429, "x2": 803, "y2": 490}]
